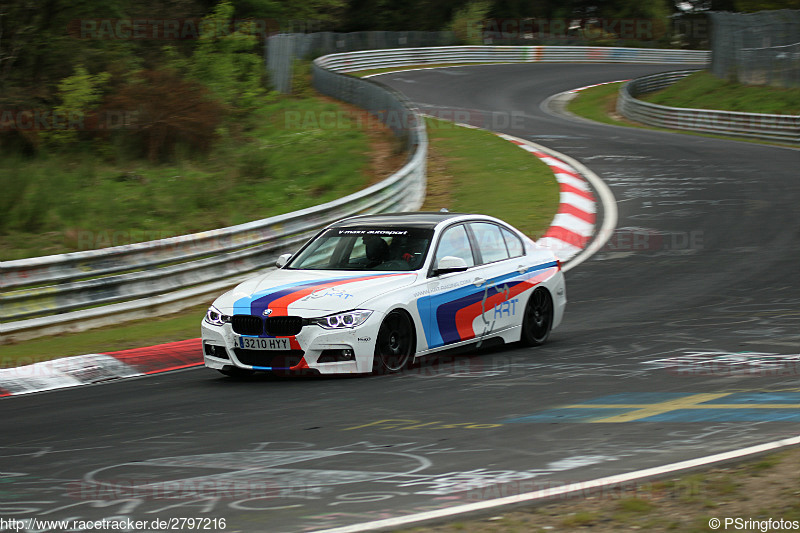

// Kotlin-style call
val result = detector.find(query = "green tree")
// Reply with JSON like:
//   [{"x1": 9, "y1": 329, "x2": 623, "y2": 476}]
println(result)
[
  {"x1": 188, "y1": 1, "x2": 265, "y2": 110},
  {"x1": 450, "y1": 0, "x2": 492, "y2": 44},
  {"x1": 41, "y1": 66, "x2": 111, "y2": 147}
]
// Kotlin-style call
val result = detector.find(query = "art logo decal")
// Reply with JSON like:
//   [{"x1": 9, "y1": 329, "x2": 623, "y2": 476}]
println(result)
[
  {"x1": 418, "y1": 263, "x2": 558, "y2": 349},
  {"x1": 302, "y1": 286, "x2": 354, "y2": 301}
]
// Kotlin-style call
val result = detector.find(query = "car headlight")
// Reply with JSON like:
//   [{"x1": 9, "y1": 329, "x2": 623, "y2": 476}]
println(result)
[
  {"x1": 310, "y1": 310, "x2": 373, "y2": 329},
  {"x1": 204, "y1": 306, "x2": 230, "y2": 327}
]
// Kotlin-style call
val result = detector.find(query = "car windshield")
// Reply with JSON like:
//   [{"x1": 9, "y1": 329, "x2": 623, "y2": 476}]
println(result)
[{"x1": 288, "y1": 227, "x2": 434, "y2": 271}]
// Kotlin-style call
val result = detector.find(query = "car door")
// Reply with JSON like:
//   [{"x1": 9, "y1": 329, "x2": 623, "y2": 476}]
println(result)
[
  {"x1": 466, "y1": 221, "x2": 525, "y2": 336},
  {"x1": 417, "y1": 223, "x2": 483, "y2": 350}
]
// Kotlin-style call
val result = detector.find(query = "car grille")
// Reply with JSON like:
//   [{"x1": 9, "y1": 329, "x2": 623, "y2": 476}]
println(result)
[
  {"x1": 233, "y1": 349, "x2": 305, "y2": 368},
  {"x1": 264, "y1": 316, "x2": 303, "y2": 336},
  {"x1": 231, "y1": 315, "x2": 304, "y2": 336},
  {"x1": 231, "y1": 315, "x2": 263, "y2": 336}
]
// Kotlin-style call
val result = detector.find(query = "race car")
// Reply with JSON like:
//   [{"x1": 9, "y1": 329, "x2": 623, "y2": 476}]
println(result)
[{"x1": 202, "y1": 212, "x2": 566, "y2": 376}]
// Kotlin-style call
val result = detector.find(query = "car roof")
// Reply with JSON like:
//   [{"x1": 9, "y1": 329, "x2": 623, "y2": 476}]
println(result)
[{"x1": 330, "y1": 212, "x2": 474, "y2": 229}]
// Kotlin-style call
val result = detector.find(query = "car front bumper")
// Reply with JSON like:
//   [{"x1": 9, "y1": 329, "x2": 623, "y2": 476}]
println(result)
[{"x1": 201, "y1": 312, "x2": 384, "y2": 375}]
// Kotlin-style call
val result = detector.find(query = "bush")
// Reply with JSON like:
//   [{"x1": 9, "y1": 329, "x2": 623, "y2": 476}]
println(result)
[{"x1": 104, "y1": 70, "x2": 224, "y2": 162}]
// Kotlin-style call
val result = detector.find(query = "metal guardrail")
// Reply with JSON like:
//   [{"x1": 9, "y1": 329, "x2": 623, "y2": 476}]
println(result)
[
  {"x1": 1, "y1": 46, "x2": 708, "y2": 342},
  {"x1": 266, "y1": 32, "x2": 458, "y2": 93},
  {"x1": 314, "y1": 46, "x2": 709, "y2": 72},
  {"x1": 617, "y1": 70, "x2": 800, "y2": 144}
]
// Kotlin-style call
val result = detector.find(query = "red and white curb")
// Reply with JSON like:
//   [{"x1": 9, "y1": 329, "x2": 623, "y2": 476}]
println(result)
[
  {"x1": 495, "y1": 133, "x2": 596, "y2": 262},
  {"x1": 0, "y1": 339, "x2": 201, "y2": 397}
]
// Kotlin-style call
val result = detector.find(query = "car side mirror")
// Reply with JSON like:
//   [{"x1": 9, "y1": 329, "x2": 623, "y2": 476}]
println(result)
[
  {"x1": 275, "y1": 253, "x2": 292, "y2": 268},
  {"x1": 434, "y1": 256, "x2": 469, "y2": 276}
]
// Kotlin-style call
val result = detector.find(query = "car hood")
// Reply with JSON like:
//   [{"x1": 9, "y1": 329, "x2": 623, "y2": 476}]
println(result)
[{"x1": 214, "y1": 269, "x2": 419, "y2": 315}]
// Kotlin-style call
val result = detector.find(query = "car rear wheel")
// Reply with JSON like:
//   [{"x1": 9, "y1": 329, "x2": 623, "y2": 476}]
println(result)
[
  {"x1": 520, "y1": 288, "x2": 553, "y2": 346},
  {"x1": 373, "y1": 310, "x2": 415, "y2": 374}
]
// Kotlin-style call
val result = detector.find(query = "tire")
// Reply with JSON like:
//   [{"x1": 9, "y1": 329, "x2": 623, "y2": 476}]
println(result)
[
  {"x1": 520, "y1": 288, "x2": 554, "y2": 346},
  {"x1": 373, "y1": 310, "x2": 415, "y2": 374}
]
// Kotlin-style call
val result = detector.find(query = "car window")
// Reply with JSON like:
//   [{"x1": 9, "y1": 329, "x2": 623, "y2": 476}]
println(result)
[
  {"x1": 501, "y1": 227, "x2": 524, "y2": 258},
  {"x1": 434, "y1": 224, "x2": 475, "y2": 267},
  {"x1": 293, "y1": 236, "x2": 339, "y2": 269},
  {"x1": 289, "y1": 227, "x2": 433, "y2": 271},
  {"x1": 470, "y1": 222, "x2": 510, "y2": 264}
]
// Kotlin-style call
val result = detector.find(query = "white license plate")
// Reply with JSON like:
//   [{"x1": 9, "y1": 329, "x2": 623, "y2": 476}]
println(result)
[{"x1": 237, "y1": 336, "x2": 291, "y2": 350}]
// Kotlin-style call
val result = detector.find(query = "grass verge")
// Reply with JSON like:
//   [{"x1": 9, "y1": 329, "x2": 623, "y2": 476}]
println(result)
[
  {"x1": 0, "y1": 95, "x2": 379, "y2": 260},
  {"x1": 0, "y1": 117, "x2": 559, "y2": 365},
  {"x1": 641, "y1": 71, "x2": 800, "y2": 115},
  {"x1": 566, "y1": 76, "x2": 799, "y2": 147},
  {"x1": 401, "y1": 445, "x2": 800, "y2": 532},
  {"x1": 564, "y1": 82, "x2": 629, "y2": 127},
  {"x1": 422, "y1": 116, "x2": 558, "y2": 239}
]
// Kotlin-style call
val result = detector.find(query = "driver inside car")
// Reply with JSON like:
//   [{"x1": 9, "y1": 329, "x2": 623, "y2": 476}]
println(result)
[{"x1": 362, "y1": 234, "x2": 389, "y2": 267}]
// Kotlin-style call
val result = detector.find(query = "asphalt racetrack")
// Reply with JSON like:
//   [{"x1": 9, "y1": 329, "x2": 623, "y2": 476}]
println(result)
[{"x1": 1, "y1": 63, "x2": 799, "y2": 533}]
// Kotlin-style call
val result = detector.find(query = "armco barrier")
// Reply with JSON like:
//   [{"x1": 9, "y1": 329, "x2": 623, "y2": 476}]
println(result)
[
  {"x1": 1, "y1": 46, "x2": 708, "y2": 343},
  {"x1": 617, "y1": 70, "x2": 800, "y2": 144},
  {"x1": 313, "y1": 45, "x2": 709, "y2": 73}
]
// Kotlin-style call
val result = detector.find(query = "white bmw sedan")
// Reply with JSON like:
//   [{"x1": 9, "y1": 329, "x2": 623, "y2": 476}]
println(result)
[{"x1": 202, "y1": 212, "x2": 566, "y2": 376}]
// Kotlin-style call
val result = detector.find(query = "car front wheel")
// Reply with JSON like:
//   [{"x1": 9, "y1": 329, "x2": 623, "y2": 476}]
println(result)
[{"x1": 373, "y1": 310, "x2": 415, "y2": 374}]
